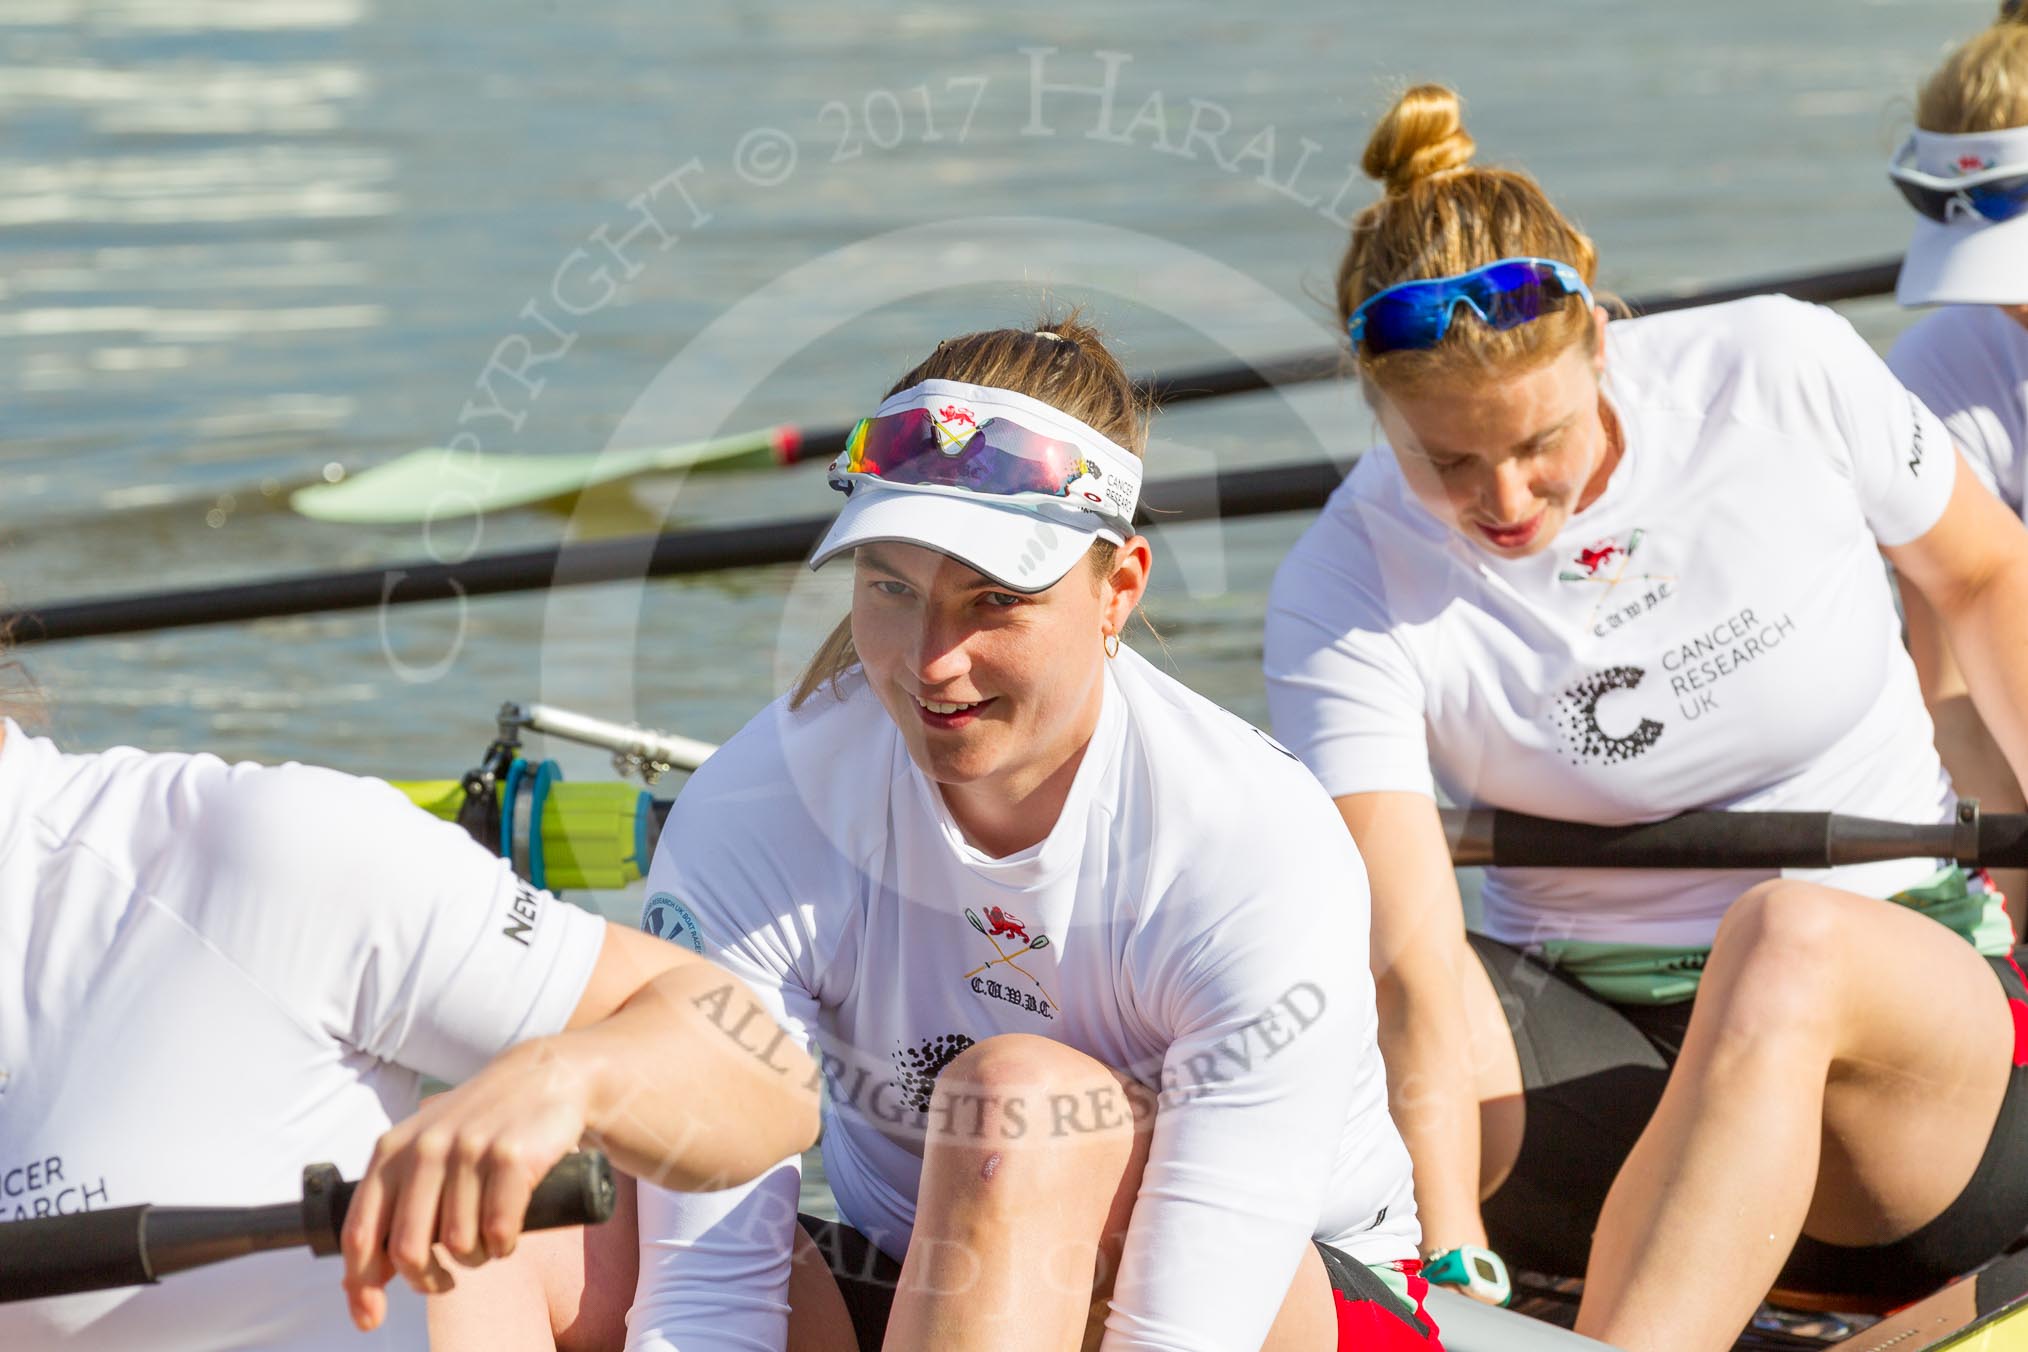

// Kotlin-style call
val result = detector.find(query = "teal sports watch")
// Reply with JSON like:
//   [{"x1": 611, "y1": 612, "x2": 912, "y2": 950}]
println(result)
[{"x1": 1423, "y1": 1245, "x2": 1512, "y2": 1306}]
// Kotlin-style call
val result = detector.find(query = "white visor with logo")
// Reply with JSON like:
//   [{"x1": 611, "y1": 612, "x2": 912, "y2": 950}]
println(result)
[
  {"x1": 811, "y1": 380, "x2": 1143, "y2": 592},
  {"x1": 1896, "y1": 124, "x2": 2028, "y2": 307}
]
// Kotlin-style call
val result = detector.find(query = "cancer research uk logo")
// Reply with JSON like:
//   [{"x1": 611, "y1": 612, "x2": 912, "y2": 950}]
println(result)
[
  {"x1": 1554, "y1": 665, "x2": 1666, "y2": 766},
  {"x1": 644, "y1": 892, "x2": 706, "y2": 954},
  {"x1": 1553, "y1": 607, "x2": 1802, "y2": 765}
]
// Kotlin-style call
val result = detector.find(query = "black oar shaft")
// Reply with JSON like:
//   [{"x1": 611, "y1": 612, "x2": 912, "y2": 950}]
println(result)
[
  {"x1": 6, "y1": 258, "x2": 1901, "y2": 645},
  {"x1": 780, "y1": 258, "x2": 1905, "y2": 467},
  {"x1": 0, "y1": 1151, "x2": 616, "y2": 1306},
  {"x1": 7, "y1": 463, "x2": 1344, "y2": 644},
  {"x1": 1440, "y1": 804, "x2": 2028, "y2": 870},
  {"x1": 0, "y1": 1202, "x2": 299, "y2": 1303},
  {"x1": 649, "y1": 798, "x2": 2026, "y2": 870}
]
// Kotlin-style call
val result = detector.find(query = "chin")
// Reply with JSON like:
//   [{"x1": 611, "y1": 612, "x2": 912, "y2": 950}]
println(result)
[{"x1": 902, "y1": 734, "x2": 999, "y2": 787}]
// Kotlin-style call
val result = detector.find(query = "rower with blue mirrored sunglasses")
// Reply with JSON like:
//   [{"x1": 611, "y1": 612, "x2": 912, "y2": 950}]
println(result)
[
  {"x1": 1888, "y1": 135, "x2": 2028, "y2": 226},
  {"x1": 1347, "y1": 257, "x2": 1594, "y2": 356}
]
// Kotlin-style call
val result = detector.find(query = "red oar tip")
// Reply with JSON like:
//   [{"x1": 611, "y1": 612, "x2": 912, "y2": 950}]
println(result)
[{"x1": 771, "y1": 425, "x2": 804, "y2": 466}]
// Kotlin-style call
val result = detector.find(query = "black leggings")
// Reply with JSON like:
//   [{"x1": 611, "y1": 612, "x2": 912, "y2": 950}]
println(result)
[{"x1": 1471, "y1": 932, "x2": 2028, "y2": 1302}]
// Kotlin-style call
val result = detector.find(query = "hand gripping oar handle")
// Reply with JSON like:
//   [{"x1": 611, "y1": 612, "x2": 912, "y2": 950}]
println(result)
[
  {"x1": 298, "y1": 1148, "x2": 616, "y2": 1256},
  {"x1": 0, "y1": 1149, "x2": 615, "y2": 1305}
]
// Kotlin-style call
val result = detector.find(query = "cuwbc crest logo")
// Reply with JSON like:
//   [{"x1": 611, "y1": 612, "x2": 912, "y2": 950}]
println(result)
[
  {"x1": 1559, "y1": 529, "x2": 1678, "y2": 637},
  {"x1": 962, "y1": 906, "x2": 1055, "y2": 1019}
]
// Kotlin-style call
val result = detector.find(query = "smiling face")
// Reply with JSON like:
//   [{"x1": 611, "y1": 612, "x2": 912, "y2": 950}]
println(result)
[
  {"x1": 1372, "y1": 311, "x2": 1619, "y2": 559},
  {"x1": 850, "y1": 539, "x2": 1148, "y2": 844}
]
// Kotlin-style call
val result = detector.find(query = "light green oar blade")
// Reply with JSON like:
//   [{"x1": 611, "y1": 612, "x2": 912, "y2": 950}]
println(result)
[{"x1": 291, "y1": 425, "x2": 798, "y2": 524}]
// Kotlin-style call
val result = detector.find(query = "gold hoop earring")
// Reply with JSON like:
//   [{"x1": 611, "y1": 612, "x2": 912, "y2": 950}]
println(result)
[{"x1": 1103, "y1": 630, "x2": 1120, "y2": 659}]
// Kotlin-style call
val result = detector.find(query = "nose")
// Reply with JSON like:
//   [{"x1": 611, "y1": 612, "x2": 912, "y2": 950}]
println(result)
[
  {"x1": 909, "y1": 606, "x2": 974, "y2": 687},
  {"x1": 1484, "y1": 457, "x2": 1534, "y2": 523}
]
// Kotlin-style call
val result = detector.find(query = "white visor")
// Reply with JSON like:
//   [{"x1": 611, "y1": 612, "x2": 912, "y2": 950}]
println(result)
[
  {"x1": 1897, "y1": 125, "x2": 2028, "y2": 307},
  {"x1": 810, "y1": 379, "x2": 1142, "y2": 592}
]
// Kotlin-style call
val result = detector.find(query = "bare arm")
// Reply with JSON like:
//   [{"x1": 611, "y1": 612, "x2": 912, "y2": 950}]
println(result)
[
  {"x1": 1897, "y1": 568, "x2": 2027, "y2": 937},
  {"x1": 342, "y1": 923, "x2": 820, "y2": 1331},
  {"x1": 1338, "y1": 791, "x2": 1489, "y2": 1254},
  {"x1": 1888, "y1": 451, "x2": 2028, "y2": 803}
]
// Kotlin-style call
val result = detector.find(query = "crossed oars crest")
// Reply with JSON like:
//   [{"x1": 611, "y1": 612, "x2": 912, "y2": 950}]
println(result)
[
  {"x1": 1557, "y1": 528, "x2": 1677, "y2": 628},
  {"x1": 962, "y1": 908, "x2": 1058, "y2": 1009}
]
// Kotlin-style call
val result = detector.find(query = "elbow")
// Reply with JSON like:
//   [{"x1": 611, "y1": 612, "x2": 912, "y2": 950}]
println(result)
[
  {"x1": 772, "y1": 1049, "x2": 823, "y2": 1161},
  {"x1": 1372, "y1": 929, "x2": 1471, "y2": 1032}
]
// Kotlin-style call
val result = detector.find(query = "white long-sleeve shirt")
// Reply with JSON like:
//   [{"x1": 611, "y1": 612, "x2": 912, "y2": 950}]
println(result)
[
  {"x1": 628, "y1": 647, "x2": 1417, "y2": 1351},
  {"x1": 1266, "y1": 297, "x2": 1961, "y2": 951},
  {"x1": 0, "y1": 723, "x2": 608, "y2": 1350}
]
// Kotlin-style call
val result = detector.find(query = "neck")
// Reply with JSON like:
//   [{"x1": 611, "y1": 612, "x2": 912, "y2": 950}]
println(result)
[
  {"x1": 939, "y1": 669, "x2": 1107, "y2": 858},
  {"x1": 1576, "y1": 391, "x2": 1625, "y2": 514}
]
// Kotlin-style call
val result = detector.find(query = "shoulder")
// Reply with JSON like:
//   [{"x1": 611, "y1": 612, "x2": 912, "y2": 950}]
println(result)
[
  {"x1": 40, "y1": 738, "x2": 427, "y2": 889},
  {"x1": 1890, "y1": 306, "x2": 2025, "y2": 406},
  {"x1": 1615, "y1": 296, "x2": 1923, "y2": 462},
  {"x1": 1109, "y1": 656, "x2": 1368, "y2": 974},
  {"x1": 673, "y1": 672, "x2": 887, "y2": 831},
  {"x1": 1269, "y1": 450, "x2": 1433, "y2": 624},
  {"x1": 1112, "y1": 652, "x2": 1352, "y2": 851},
  {"x1": 656, "y1": 673, "x2": 892, "y2": 896},
  {"x1": 1611, "y1": 295, "x2": 1865, "y2": 394},
  {"x1": 31, "y1": 740, "x2": 512, "y2": 991},
  {"x1": 1890, "y1": 304, "x2": 1989, "y2": 363}
]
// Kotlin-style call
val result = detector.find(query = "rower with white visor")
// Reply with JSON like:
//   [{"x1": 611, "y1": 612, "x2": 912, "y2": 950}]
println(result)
[
  {"x1": 440, "y1": 317, "x2": 1446, "y2": 1352},
  {"x1": 1886, "y1": 3, "x2": 2028, "y2": 926},
  {"x1": 636, "y1": 319, "x2": 1444, "y2": 1352}
]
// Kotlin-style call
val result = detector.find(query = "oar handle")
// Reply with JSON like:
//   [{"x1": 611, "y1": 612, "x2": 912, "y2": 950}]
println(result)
[
  {"x1": 0, "y1": 1151, "x2": 617, "y2": 1306},
  {"x1": 301, "y1": 1148, "x2": 616, "y2": 1256}
]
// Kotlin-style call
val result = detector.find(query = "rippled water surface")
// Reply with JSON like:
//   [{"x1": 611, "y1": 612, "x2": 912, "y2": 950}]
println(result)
[{"x1": 1, "y1": 0, "x2": 1998, "y2": 1213}]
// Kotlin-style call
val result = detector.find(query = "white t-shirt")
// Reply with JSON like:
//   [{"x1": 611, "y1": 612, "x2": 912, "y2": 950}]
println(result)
[
  {"x1": 1265, "y1": 297, "x2": 1958, "y2": 950},
  {"x1": 1889, "y1": 304, "x2": 2028, "y2": 516},
  {"x1": 0, "y1": 724, "x2": 607, "y2": 1351},
  {"x1": 628, "y1": 647, "x2": 1418, "y2": 1352}
]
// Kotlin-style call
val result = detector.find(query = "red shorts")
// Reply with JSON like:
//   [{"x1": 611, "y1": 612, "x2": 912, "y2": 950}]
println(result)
[{"x1": 1317, "y1": 1244, "x2": 1444, "y2": 1349}]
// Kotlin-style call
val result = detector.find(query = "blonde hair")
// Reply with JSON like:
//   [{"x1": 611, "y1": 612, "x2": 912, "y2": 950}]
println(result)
[
  {"x1": 1337, "y1": 84, "x2": 1603, "y2": 395},
  {"x1": 789, "y1": 314, "x2": 1148, "y2": 710},
  {"x1": 1917, "y1": 4, "x2": 2028, "y2": 134},
  {"x1": 0, "y1": 622, "x2": 45, "y2": 728}
]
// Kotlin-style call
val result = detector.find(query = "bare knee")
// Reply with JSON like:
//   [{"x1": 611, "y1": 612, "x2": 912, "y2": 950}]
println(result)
[
  {"x1": 1702, "y1": 882, "x2": 1850, "y2": 1051},
  {"x1": 931, "y1": 1034, "x2": 1142, "y2": 1139},
  {"x1": 924, "y1": 1035, "x2": 1151, "y2": 1196}
]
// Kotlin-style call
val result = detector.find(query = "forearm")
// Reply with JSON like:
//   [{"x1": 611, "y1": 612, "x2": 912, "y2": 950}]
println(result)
[
  {"x1": 1940, "y1": 555, "x2": 2028, "y2": 795},
  {"x1": 1377, "y1": 946, "x2": 1487, "y2": 1250},
  {"x1": 544, "y1": 958, "x2": 820, "y2": 1191}
]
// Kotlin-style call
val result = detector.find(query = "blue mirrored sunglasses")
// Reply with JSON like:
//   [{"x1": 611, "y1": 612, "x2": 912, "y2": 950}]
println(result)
[
  {"x1": 1888, "y1": 137, "x2": 2028, "y2": 226},
  {"x1": 1347, "y1": 257, "x2": 1594, "y2": 356}
]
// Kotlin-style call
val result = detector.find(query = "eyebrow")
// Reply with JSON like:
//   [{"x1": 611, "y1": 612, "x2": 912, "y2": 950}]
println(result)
[
  {"x1": 856, "y1": 545, "x2": 911, "y2": 576},
  {"x1": 856, "y1": 546, "x2": 997, "y2": 591},
  {"x1": 1422, "y1": 413, "x2": 1576, "y2": 460}
]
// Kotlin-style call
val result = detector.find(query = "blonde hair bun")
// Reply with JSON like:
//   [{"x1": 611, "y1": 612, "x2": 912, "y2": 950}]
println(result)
[{"x1": 1362, "y1": 84, "x2": 1477, "y2": 197}]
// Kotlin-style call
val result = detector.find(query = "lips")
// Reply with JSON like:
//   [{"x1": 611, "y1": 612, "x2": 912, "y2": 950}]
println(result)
[
  {"x1": 1474, "y1": 511, "x2": 1544, "y2": 551},
  {"x1": 913, "y1": 692, "x2": 994, "y2": 730}
]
